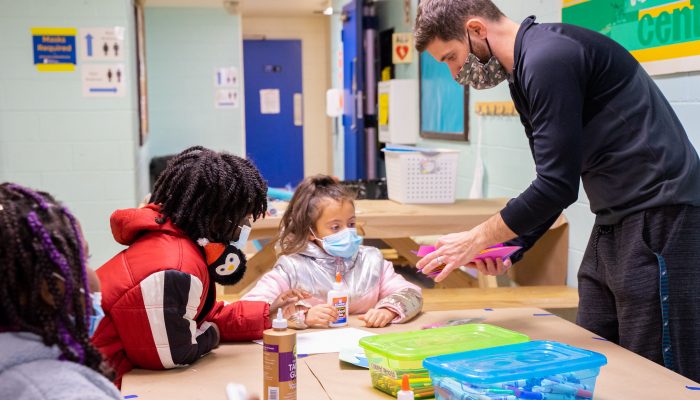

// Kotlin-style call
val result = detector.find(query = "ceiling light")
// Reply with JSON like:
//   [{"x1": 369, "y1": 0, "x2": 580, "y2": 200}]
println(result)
[{"x1": 323, "y1": 6, "x2": 333, "y2": 15}]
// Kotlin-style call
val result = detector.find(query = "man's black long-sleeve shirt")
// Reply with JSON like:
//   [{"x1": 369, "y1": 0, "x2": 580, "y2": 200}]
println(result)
[{"x1": 502, "y1": 16, "x2": 700, "y2": 244}]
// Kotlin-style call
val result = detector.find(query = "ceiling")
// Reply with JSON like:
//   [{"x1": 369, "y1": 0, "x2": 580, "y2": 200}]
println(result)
[{"x1": 144, "y1": 0, "x2": 331, "y2": 17}]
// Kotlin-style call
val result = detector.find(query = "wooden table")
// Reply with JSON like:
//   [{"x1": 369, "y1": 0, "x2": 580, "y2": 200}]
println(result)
[
  {"x1": 122, "y1": 307, "x2": 700, "y2": 400},
  {"x1": 226, "y1": 199, "x2": 569, "y2": 294},
  {"x1": 418, "y1": 286, "x2": 578, "y2": 311},
  {"x1": 220, "y1": 286, "x2": 580, "y2": 311}
]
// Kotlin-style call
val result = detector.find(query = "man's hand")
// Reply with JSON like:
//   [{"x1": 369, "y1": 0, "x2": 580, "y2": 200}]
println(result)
[{"x1": 415, "y1": 213, "x2": 516, "y2": 282}]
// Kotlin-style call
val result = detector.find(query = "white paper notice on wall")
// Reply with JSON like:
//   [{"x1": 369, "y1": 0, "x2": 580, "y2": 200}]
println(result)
[
  {"x1": 82, "y1": 63, "x2": 126, "y2": 97},
  {"x1": 216, "y1": 88, "x2": 239, "y2": 109},
  {"x1": 260, "y1": 89, "x2": 280, "y2": 114},
  {"x1": 79, "y1": 27, "x2": 125, "y2": 61},
  {"x1": 293, "y1": 93, "x2": 303, "y2": 126},
  {"x1": 326, "y1": 88, "x2": 343, "y2": 117},
  {"x1": 215, "y1": 67, "x2": 239, "y2": 88}
]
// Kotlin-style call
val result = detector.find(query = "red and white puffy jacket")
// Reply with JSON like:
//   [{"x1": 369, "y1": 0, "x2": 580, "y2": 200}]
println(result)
[{"x1": 93, "y1": 205, "x2": 271, "y2": 386}]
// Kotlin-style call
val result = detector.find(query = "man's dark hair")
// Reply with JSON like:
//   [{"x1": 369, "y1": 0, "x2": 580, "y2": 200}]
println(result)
[
  {"x1": 151, "y1": 146, "x2": 268, "y2": 243},
  {"x1": 414, "y1": 0, "x2": 505, "y2": 52}
]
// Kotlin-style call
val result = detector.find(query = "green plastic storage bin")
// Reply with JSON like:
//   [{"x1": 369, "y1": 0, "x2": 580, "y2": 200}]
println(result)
[{"x1": 359, "y1": 324, "x2": 529, "y2": 398}]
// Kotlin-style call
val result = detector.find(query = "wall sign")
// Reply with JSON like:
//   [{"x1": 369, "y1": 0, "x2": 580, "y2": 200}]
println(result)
[
  {"x1": 82, "y1": 64, "x2": 126, "y2": 97},
  {"x1": 31, "y1": 27, "x2": 77, "y2": 72},
  {"x1": 563, "y1": 0, "x2": 700, "y2": 75},
  {"x1": 392, "y1": 32, "x2": 414, "y2": 64},
  {"x1": 79, "y1": 27, "x2": 125, "y2": 61}
]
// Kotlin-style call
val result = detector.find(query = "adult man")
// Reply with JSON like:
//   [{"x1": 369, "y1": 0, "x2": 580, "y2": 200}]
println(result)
[{"x1": 414, "y1": 0, "x2": 700, "y2": 381}]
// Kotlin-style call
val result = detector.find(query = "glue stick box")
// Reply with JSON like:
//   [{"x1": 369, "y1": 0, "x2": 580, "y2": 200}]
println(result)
[{"x1": 263, "y1": 309, "x2": 297, "y2": 400}]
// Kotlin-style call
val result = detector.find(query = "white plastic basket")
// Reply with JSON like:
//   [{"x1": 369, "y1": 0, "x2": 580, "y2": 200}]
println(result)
[{"x1": 383, "y1": 146, "x2": 460, "y2": 204}]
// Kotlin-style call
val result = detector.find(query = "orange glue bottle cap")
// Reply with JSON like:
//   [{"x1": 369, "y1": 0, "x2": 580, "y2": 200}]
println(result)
[{"x1": 397, "y1": 374, "x2": 414, "y2": 400}]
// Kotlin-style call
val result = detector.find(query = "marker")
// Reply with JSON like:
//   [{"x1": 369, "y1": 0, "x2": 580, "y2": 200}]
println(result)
[
  {"x1": 539, "y1": 380, "x2": 592, "y2": 398},
  {"x1": 531, "y1": 393, "x2": 575, "y2": 400},
  {"x1": 498, "y1": 380, "x2": 529, "y2": 389},
  {"x1": 542, "y1": 378, "x2": 590, "y2": 391},
  {"x1": 483, "y1": 389, "x2": 515, "y2": 395},
  {"x1": 465, "y1": 394, "x2": 515, "y2": 400},
  {"x1": 504, "y1": 386, "x2": 544, "y2": 400},
  {"x1": 463, "y1": 385, "x2": 514, "y2": 396}
]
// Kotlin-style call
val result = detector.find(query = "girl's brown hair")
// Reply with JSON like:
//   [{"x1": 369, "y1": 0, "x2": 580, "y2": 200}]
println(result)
[{"x1": 278, "y1": 175, "x2": 355, "y2": 255}]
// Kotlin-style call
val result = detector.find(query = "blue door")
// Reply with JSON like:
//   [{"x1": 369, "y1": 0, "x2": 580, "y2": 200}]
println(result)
[
  {"x1": 342, "y1": 0, "x2": 365, "y2": 180},
  {"x1": 243, "y1": 40, "x2": 303, "y2": 188}
]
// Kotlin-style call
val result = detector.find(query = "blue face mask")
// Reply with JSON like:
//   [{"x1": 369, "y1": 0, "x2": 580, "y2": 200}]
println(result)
[
  {"x1": 88, "y1": 292, "x2": 104, "y2": 337},
  {"x1": 313, "y1": 228, "x2": 363, "y2": 259}
]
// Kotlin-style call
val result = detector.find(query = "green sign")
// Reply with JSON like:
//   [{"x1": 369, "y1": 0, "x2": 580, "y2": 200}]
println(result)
[{"x1": 562, "y1": 0, "x2": 700, "y2": 74}]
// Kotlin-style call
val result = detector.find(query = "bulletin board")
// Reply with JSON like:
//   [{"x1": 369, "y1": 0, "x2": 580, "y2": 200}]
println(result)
[
  {"x1": 562, "y1": 0, "x2": 700, "y2": 76},
  {"x1": 419, "y1": 51, "x2": 469, "y2": 141}
]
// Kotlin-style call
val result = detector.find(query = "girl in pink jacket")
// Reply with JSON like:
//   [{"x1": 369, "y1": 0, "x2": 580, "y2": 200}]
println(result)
[{"x1": 243, "y1": 175, "x2": 423, "y2": 329}]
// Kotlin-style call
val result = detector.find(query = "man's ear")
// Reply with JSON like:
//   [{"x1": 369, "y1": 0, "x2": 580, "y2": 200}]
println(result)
[{"x1": 466, "y1": 18, "x2": 488, "y2": 39}]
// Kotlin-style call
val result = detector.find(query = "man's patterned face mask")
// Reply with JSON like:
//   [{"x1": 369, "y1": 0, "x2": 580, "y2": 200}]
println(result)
[{"x1": 454, "y1": 33, "x2": 508, "y2": 90}]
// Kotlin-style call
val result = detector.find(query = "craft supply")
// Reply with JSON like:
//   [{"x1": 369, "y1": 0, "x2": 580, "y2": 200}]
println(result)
[
  {"x1": 226, "y1": 383, "x2": 249, "y2": 400},
  {"x1": 422, "y1": 317, "x2": 485, "y2": 329},
  {"x1": 423, "y1": 341, "x2": 607, "y2": 400},
  {"x1": 328, "y1": 272, "x2": 349, "y2": 327},
  {"x1": 263, "y1": 309, "x2": 297, "y2": 400},
  {"x1": 397, "y1": 374, "x2": 415, "y2": 400},
  {"x1": 339, "y1": 346, "x2": 370, "y2": 368},
  {"x1": 359, "y1": 324, "x2": 528, "y2": 398},
  {"x1": 256, "y1": 328, "x2": 375, "y2": 355},
  {"x1": 414, "y1": 244, "x2": 522, "y2": 277},
  {"x1": 267, "y1": 187, "x2": 294, "y2": 201}
]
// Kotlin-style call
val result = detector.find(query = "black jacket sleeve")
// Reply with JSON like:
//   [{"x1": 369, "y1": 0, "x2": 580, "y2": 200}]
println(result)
[{"x1": 501, "y1": 36, "x2": 588, "y2": 236}]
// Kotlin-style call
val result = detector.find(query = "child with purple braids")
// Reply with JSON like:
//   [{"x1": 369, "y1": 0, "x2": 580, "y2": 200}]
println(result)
[{"x1": 0, "y1": 183, "x2": 120, "y2": 400}]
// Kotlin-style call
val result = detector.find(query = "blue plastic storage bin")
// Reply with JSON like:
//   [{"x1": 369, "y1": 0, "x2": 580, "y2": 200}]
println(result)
[{"x1": 423, "y1": 341, "x2": 607, "y2": 400}]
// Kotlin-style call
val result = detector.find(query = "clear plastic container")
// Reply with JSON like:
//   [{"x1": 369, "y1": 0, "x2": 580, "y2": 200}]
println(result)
[
  {"x1": 359, "y1": 324, "x2": 529, "y2": 398},
  {"x1": 423, "y1": 341, "x2": 608, "y2": 400}
]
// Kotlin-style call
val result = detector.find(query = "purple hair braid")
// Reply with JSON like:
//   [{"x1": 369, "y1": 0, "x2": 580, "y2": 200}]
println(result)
[
  {"x1": 7, "y1": 184, "x2": 50, "y2": 210},
  {"x1": 26, "y1": 212, "x2": 75, "y2": 298},
  {"x1": 58, "y1": 323, "x2": 85, "y2": 363}
]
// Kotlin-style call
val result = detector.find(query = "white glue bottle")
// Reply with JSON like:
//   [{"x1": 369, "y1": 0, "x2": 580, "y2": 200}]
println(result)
[
  {"x1": 327, "y1": 271, "x2": 349, "y2": 327},
  {"x1": 397, "y1": 374, "x2": 414, "y2": 400}
]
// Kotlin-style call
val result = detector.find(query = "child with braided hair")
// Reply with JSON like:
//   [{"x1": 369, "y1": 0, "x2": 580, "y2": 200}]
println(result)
[
  {"x1": 93, "y1": 146, "x2": 303, "y2": 385},
  {"x1": 0, "y1": 183, "x2": 120, "y2": 400}
]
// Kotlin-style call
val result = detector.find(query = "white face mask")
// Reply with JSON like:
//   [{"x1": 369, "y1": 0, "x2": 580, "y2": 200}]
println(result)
[{"x1": 231, "y1": 224, "x2": 251, "y2": 250}]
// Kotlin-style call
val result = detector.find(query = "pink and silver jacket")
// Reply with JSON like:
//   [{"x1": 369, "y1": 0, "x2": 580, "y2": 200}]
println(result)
[{"x1": 242, "y1": 243, "x2": 423, "y2": 327}]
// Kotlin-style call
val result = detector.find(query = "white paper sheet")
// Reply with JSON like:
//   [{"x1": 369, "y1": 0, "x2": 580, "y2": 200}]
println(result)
[
  {"x1": 254, "y1": 327, "x2": 375, "y2": 355},
  {"x1": 260, "y1": 88, "x2": 280, "y2": 114}
]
